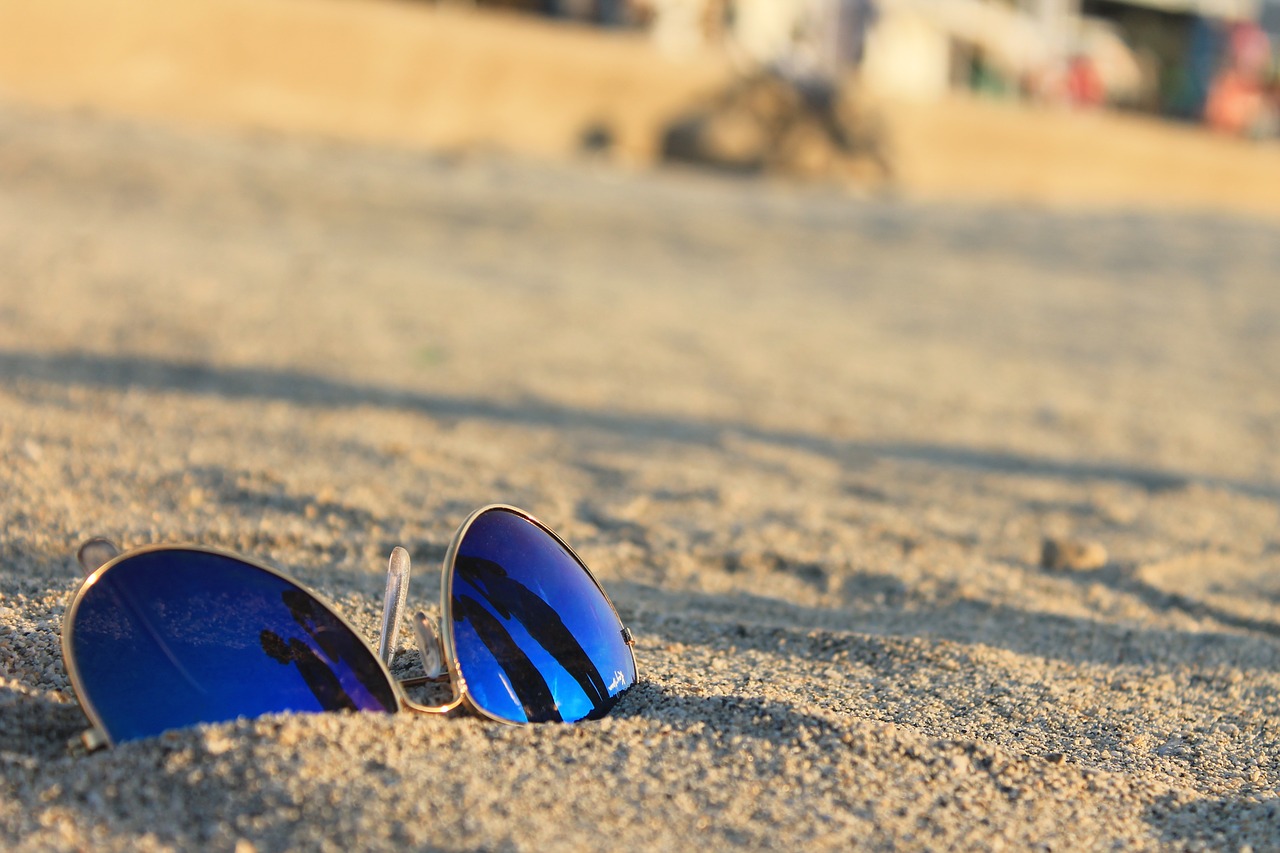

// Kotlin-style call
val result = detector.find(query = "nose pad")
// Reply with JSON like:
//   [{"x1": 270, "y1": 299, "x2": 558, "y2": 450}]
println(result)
[
  {"x1": 412, "y1": 612, "x2": 446, "y2": 679},
  {"x1": 77, "y1": 538, "x2": 121, "y2": 576}
]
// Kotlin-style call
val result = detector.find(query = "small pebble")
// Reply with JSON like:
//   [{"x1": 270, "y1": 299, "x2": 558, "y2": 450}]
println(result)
[{"x1": 1040, "y1": 538, "x2": 1108, "y2": 571}]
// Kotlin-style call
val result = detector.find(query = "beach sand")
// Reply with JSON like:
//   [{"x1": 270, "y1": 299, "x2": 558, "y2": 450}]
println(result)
[
  {"x1": 3, "y1": 97, "x2": 1280, "y2": 851},
  {"x1": 2, "y1": 5, "x2": 1280, "y2": 848}
]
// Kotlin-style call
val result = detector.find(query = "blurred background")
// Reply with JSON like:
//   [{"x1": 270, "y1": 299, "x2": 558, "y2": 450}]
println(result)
[{"x1": 1, "y1": 0, "x2": 1278, "y2": 214}]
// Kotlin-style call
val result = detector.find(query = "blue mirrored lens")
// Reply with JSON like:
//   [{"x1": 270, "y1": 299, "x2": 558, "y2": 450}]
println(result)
[
  {"x1": 449, "y1": 508, "x2": 636, "y2": 723},
  {"x1": 68, "y1": 549, "x2": 398, "y2": 743}
]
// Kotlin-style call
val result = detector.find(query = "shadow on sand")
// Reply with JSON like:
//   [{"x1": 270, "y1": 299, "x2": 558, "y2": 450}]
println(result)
[{"x1": 3, "y1": 349, "x2": 1277, "y2": 503}]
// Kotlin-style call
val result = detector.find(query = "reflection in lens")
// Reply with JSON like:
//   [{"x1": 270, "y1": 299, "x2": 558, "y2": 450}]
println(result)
[
  {"x1": 68, "y1": 550, "x2": 398, "y2": 743},
  {"x1": 449, "y1": 508, "x2": 636, "y2": 723}
]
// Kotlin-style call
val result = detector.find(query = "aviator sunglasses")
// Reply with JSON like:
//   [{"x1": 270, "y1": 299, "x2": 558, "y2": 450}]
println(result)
[{"x1": 62, "y1": 505, "x2": 637, "y2": 748}]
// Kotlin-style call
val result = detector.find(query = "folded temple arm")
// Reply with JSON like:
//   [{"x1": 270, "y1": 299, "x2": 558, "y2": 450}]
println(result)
[
  {"x1": 377, "y1": 546, "x2": 446, "y2": 680},
  {"x1": 377, "y1": 546, "x2": 411, "y2": 667}
]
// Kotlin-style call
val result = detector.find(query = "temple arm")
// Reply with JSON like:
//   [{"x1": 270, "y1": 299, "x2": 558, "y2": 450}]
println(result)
[{"x1": 377, "y1": 546, "x2": 411, "y2": 667}]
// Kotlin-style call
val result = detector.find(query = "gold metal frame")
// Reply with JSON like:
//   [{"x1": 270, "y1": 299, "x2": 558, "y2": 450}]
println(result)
[
  {"x1": 60, "y1": 504, "x2": 635, "y2": 748},
  {"x1": 436, "y1": 504, "x2": 638, "y2": 725},
  {"x1": 62, "y1": 543, "x2": 464, "y2": 750}
]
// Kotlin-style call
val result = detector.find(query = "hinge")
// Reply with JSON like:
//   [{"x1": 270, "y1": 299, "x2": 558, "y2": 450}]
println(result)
[
  {"x1": 620, "y1": 626, "x2": 634, "y2": 646},
  {"x1": 76, "y1": 727, "x2": 109, "y2": 754}
]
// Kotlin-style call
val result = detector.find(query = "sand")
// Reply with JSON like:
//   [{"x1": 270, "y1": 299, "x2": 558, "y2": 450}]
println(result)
[
  {"x1": 2, "y1": 4, "x2": 1280, "y2": 849},
  {"x1": 2, "y1": 95, "x2": 1280, "y2": 850}
]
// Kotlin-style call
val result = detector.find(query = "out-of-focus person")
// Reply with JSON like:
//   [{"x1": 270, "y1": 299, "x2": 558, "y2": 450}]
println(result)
[
  {"x1": 634, "y1": 0, "x2": 716, "y2": 54},
  {"x1": 728, "y1": 0, "x2": 876, "y2": 76},
  {"x1": 1204, "y1": 21, "x2": 1274, "y2": 136},
  {"x1": 654, "y1": 0, "x2": 891, "y2": 183},
  {"x1": 1064, "y1": 53, "x2": 1106, "y2": 107}
]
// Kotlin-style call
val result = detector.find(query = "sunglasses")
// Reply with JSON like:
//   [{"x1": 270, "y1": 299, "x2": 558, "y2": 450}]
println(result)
[{"x1": 62, "y1": 505, "x2": 637, "y2": 748}]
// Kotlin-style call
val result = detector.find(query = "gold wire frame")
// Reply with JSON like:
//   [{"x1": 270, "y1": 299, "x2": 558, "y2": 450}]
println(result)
[
  {"x1": 61, "y1": 505, "x2": 635, "y2": 748},
  {"x1": 61, "y1": 543, "x2": 461, "y2": 750},
  {"x1": 437, "y1": 504, "x2": 639, "y2": 726}
]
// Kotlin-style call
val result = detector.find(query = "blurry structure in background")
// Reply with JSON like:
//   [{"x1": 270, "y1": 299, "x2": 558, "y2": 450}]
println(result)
[
  {"x1": 655, "y1": 0, "x2": 890, "y2": 185},
  {"x1": 1079, "y1": 0, "x2": 1277, "y2": 134},
  {"x1": 4, "y1": 0, "x2": 1278, "y2": 211},
  {"x1": 458, "y1": 0, "x2": 1279, "y2": 139},
  {"x1": 448, "y1": 0, "x2": 894, "y2": 182}
]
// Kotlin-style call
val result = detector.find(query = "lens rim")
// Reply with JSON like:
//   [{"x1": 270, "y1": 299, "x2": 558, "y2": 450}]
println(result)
[
  {"x1": 62, "y1": 544, "x2": 403, "y2": 747},
  {"x1": 440, "y1": 504, "x2": 637, "y2": 725}
]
